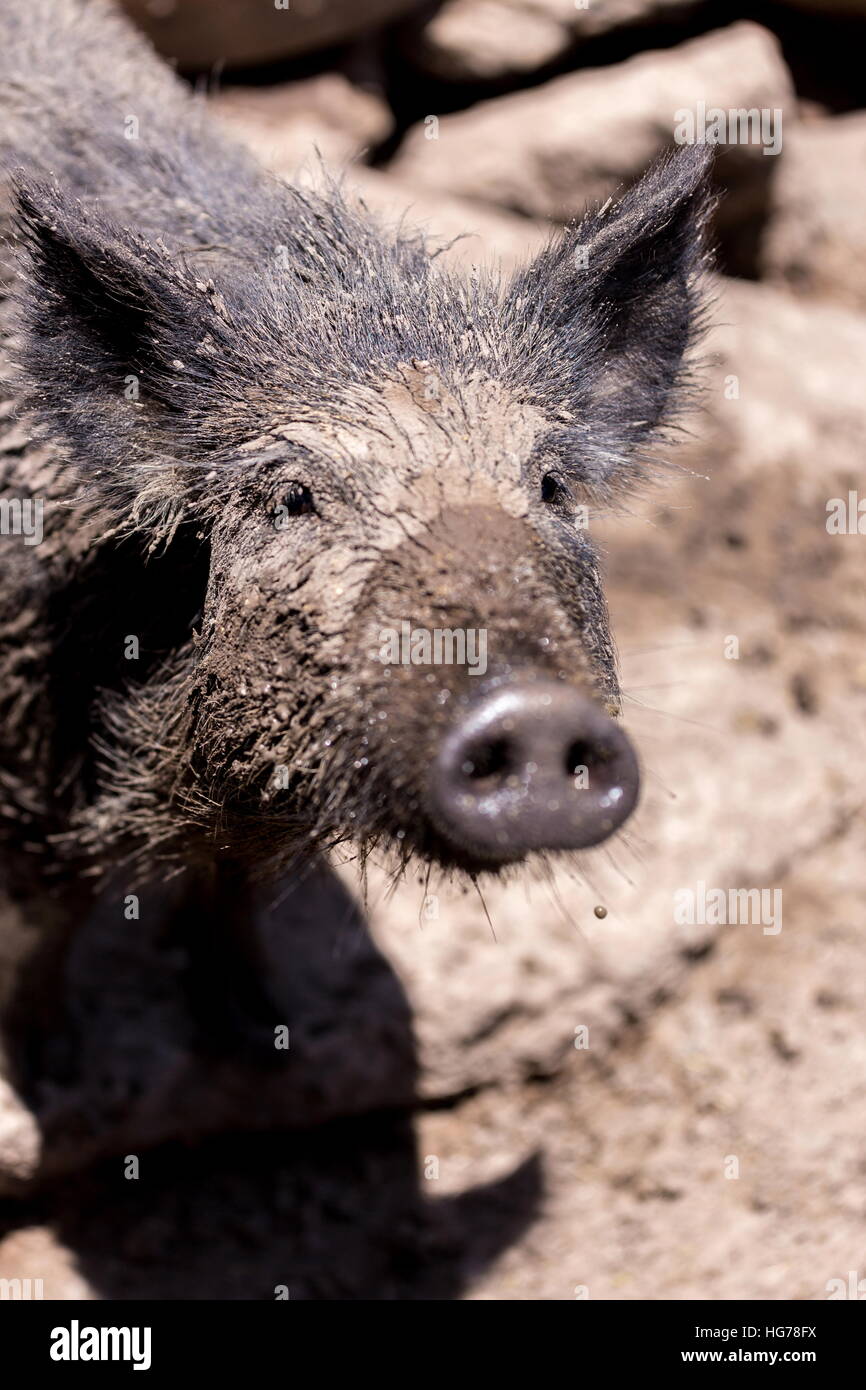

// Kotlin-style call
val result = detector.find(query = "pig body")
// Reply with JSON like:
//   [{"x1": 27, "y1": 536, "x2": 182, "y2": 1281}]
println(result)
[{"x1": 0, "y1": 0, "x2": 711, "y2": 1111}]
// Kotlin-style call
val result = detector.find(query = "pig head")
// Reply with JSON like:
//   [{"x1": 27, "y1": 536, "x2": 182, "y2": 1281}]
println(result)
[{"x1": 11, "y1": 145, "x2": 713, "y2": 881}]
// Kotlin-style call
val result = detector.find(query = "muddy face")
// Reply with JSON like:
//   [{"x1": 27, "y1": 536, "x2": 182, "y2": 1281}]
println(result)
[{"x1": 191, "y1": 363, "x2": 639, "y2": 875}]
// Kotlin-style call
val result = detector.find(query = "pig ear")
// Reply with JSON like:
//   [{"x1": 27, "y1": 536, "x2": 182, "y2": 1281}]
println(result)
[
  {"x1": 11, "y1": 175, "x2": 216, "y2": 514},
  {"x1": 510, "y1": 144, "x2": 715, "y2": 485}
]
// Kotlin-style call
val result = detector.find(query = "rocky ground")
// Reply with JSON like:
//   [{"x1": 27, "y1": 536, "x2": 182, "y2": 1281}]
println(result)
[{"x1": 0, "y1": 0, "x2": 864, "y2": 1299}]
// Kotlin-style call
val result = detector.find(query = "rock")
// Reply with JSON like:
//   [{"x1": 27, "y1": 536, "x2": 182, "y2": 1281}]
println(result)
[
  {"x1": 342, "y1": 167, "x2": 551, "y2": 273},
  {"x1": 760, "y1": 112, "x2": 866, "y2": 313},
  {"x1": 412, "y1": 0, "x2": 701, "y2": 82},
  {"x1": 0, "y1": 1075, "x2": 41, "y2": 1192},
  {"x1": 214, "y1": 99, "x2": 551, "y2": 273},
  {"x1": 684, "y1": 275, "x2": 866, "y2": 481},
  {"x1": 412, "y1": 0, "x2": 573, "y2": 81},
  {"x1": 120, "y1": 0, "x2": 421, "y2": 70},
  {"x1": 0, "y1": 1226, "x2": 94, "y2": 1300},
  {"x1": 390, "y1": 22, "x2": 794, "y2": 221},
  {"x1": 211, "y1": 74, "x2": 393, "y2": 171}
]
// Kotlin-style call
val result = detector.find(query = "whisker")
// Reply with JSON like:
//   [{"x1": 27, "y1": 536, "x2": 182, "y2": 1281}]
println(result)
[
  {"x1": 620, "y1": 641, "x2": 709, "y2": 658},
  {"x1": 418, "y1": 861, "x2": 433, "y2": 930},
  {"x1": 542, "y1": 877, "x2": 597, "y2": 952},
  {"x1": 622, "y1": 691, "x2": 721, "y2": 734},
  {"x1": 470, "y1": 875, "x2": 497, "y2": 942},
  {"x1": 640, "y1": 764, "x2": 679, "y2": 801},
  {"x1": 598, "y1": 838, "x2": 641, "y2": 887}
]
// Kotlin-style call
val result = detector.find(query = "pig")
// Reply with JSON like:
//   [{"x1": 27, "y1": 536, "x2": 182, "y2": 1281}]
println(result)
[{"x1": 0, "y1": 0, "x2": 713, "y2": 1104}]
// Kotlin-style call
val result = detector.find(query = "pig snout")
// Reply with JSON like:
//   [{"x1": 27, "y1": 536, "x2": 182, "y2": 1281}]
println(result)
[{"x1": 427, "y1": 682, "x2": 639, "y2": 861}]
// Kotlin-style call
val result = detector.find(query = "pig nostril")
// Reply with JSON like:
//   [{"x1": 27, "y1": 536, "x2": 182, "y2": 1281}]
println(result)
[
  {"x1": 461, "y1": 737, "x2": 511, "y2": 782},
  {"x1": 565, "y1": 738, "x2": 613, "y2": 778}
]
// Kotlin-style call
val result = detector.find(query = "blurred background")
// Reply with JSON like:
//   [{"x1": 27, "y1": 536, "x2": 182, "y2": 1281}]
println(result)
[{"x1": 1, "y1": 0, "x2": 865, "y2": 1300}]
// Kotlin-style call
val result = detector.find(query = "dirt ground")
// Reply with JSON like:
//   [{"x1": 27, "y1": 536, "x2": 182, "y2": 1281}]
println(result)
[
  {"x1": 1, "y1": 0, "x2": 865, "y2": 1300},
  {"x1": 435, "y1": 835, "x2": 866, "y2": 1301}
]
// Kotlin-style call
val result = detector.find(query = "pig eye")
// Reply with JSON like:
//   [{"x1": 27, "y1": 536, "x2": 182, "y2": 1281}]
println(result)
[
  {"x1": 540, "y1": 472, "x2": 565, "y2": 504},
  {"x1": 281, "y1": 482, "x2": 316, "y2": 517},
  {"x1": 270, "y1": 481, "x2": 317, "y2": 531}
]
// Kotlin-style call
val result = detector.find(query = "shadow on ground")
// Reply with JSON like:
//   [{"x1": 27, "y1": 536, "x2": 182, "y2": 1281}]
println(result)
[{"x1": 0, "y1": 1120, "x2": 542, "y2": 1299}]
